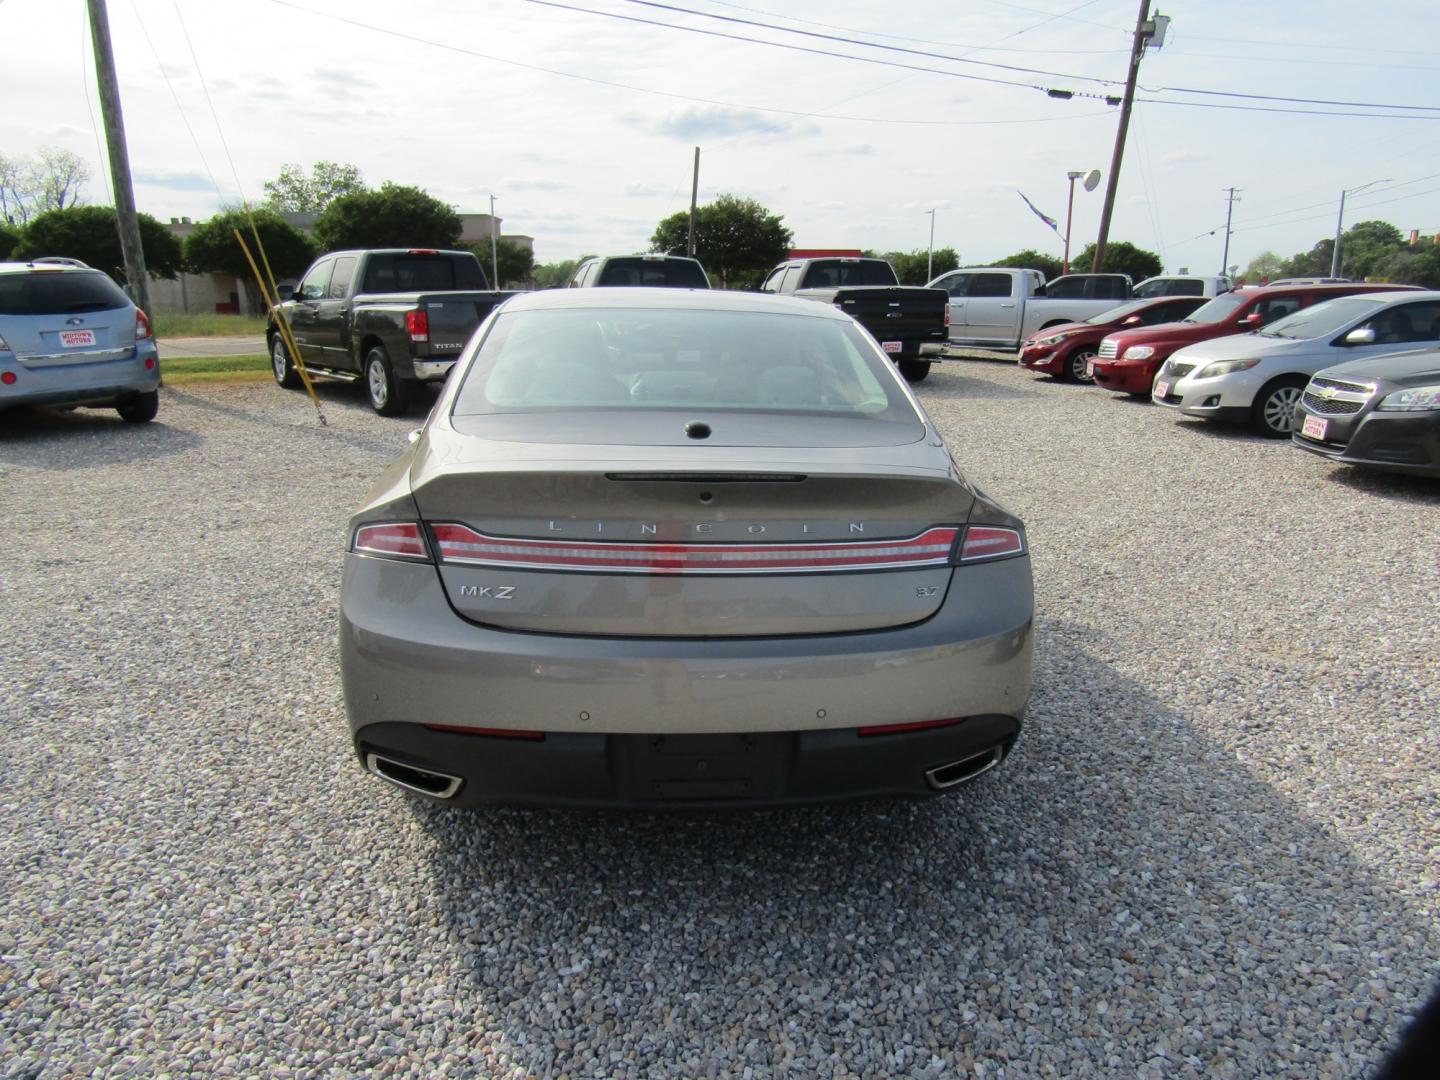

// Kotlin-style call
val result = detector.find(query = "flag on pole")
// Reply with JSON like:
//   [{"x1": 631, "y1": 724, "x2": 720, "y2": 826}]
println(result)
[{"x1": 1017, "y1": 190, "x2": 1060, "y2": 234}]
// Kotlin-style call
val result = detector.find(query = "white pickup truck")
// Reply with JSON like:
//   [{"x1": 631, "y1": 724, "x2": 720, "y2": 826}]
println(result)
[{"x1": 926, "y1": 268, "x2": 1132, "y2": 350}]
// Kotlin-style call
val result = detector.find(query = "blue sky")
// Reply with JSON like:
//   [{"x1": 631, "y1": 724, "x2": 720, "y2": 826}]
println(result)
[{"x1": 3, "y1": 0, "x2": 1437, "y2": 272}]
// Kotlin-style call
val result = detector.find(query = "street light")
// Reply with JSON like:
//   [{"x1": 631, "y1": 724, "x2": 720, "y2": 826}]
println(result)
[
  {"x1": 924, "y1": 209, "x2": 936, "y2": 281},
  {"x1": 489, "y1": 193, "x2": 500, "y2": 289},
  {"x1": 1330, "y1": 179, "x2": 1391, "y2": 279},
  {"x1": 1064, "y1": 169, "x2": 1100, "y2": 274}
]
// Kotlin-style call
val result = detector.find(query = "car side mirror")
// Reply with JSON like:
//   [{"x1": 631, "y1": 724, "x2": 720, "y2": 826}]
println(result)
[
  {"x1": 1344, "y1": 326, "x2": 1377, "y2": 346},
  {"x1": 276, "y1": 284, "x2": 294, "y2": 302},
  {"x1": 1243, "y1": 311, "x2": 1264, "y2": 326},
  {"x1": 407, "y1": 427, "x2": 423, "y2": 445}
]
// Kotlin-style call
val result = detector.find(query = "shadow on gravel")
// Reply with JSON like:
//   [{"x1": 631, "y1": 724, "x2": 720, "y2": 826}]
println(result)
[
  {"x1": 410, "y1": 625, "x2": 1431, "y2": 1076},
  {"x1": 1320, "y1": 464, "x2": 1440, "y2": 505},
  {"x1": 160, "y1": 385, "x2": 426, "y2": 458},
  {"x1": 0, "y1": 405, "x2": 205, "y2": 467}
]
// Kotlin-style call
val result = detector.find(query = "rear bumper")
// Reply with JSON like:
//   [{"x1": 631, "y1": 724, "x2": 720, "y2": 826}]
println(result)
[
  {"x1": 0, "y1": 345, "x2": 159, "y2": 410},
  {"x1": 356, "y1": 716, "x2": 1022, "y2": 808},
  {"x1": 410, "y1": 358, "x2": 457, "y2": 381},
  {"x1": 339, "y1": 553, "x2": 1033, "y2": 805}
]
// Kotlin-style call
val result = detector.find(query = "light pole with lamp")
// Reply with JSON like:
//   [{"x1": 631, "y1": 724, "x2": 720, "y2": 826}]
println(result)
[
  {"x1": 1063, "y1": 169, "x2": 1100, "y2": 274},
  {"x1": 925, "y1": 209, "x2": 936, "y2": 281},
  {"x1": 1330, "y1": 179, "x2": 1390, "y2": 279},
  {"x1": 489, "y1": 193, "x2": 500, "y2": 289}
]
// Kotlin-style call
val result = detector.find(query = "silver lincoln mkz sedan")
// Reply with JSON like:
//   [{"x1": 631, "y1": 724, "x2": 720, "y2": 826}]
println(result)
[{"x1": 340, "y1": 288, "x2": 1033, "y2": 807}]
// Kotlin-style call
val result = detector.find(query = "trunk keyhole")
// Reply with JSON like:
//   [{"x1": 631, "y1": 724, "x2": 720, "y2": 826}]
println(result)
[{"x1": 685, "y1": 421, "x2": 711, "y2": 439}]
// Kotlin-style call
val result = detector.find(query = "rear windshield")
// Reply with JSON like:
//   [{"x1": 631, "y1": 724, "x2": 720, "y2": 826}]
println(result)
[
  {"x1": 0, "y1": 270, "x2": 132, "y2": 315},
  {"x1": 595, "y1": 258, "x2": 709, "y2": 288},
  {"x1": 1184, "y1": 293, "x2": 1249, "y2": 324},
  {"x1": 360, "y1": 254, "x2": 487, "y2": 292},
  {"x1": 454, "y1": 308, "x2": 914, "y2": 421},
  {"x1": 799, "y1": 261, "x2": 897, "y2": 288}
]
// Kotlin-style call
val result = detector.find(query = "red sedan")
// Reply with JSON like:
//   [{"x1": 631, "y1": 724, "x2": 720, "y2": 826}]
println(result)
[{"x1": 1016, "y1": 296, "x2": 1207, "y2": 382}]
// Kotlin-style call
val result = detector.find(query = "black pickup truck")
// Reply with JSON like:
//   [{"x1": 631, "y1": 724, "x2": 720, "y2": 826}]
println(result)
[
  {"x1": 267, "y1": 248, "x2": 514, "y2": 415},
  {"x1": 759, "y1": 257, "x2": 949, "y2": 382}
]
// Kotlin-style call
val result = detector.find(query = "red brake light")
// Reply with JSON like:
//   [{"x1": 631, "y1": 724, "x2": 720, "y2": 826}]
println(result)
[
  {"x1": 858, "y1": 716, "x2": 966, "y2": 737},
  {"x1": 1, "y1": 372, "x2": 16, "y2": 385},
  {"x1": 135, "y1": 308, "x2": 152, "y2": 340},
  {"x1": 353, "y1": 522, "x2": 430, "y2": 560},
  {"x1": 959, "y1": 526, "x2": 1025, "y2": 562},
  {"x1": 407, "y1": 248, "x2": 439, "y2": 255},
  {"x1": 405, "y1": 310, "x2": 430, "y2": 342},
  {"x1": 944, "y1": 305, "x2": 951, "y2": 328},
  {"x1": 430, "y1": 523, "x2": 959, "y2": 574}
]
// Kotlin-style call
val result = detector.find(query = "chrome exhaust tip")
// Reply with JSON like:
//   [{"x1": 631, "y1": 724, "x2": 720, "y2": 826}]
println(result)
[
  {"x1": 365, "y1": 752, "x2": 463, "y2": 800},
  {"x1": 925, "y1": 744, "x2": 1006, "y2": 790}
]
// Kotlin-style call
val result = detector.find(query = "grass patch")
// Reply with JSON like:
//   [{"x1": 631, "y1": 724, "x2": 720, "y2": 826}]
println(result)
[
  {"x1": 164, "y1": 353, "x2": 270, "y2": 384},
  {"x1": 152, "y1": 312, "x2": 267, "y2": 338}
]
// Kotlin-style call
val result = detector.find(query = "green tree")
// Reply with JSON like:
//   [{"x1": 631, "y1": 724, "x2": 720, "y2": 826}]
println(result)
[
  {"x1": 0, "y1": 220, "x2": 19, "y2": 259},
  {"x1": 1369, "y1": 248, "x2": 1440, "y2": 289},
  {"x1": 1242, "y1": 251, "x2": 1286, "y2": 283},
  {"x1": 184, "y1": 207, "x2": 315, "y2": 308},
  {"x1": 651, "y1": 193, "x2": 792, "y2": 288},
  {"x1": 533, "y1": 257, "x2": 590, "y2": 289},
  {"x1": 262, "y1": 161, "x2": 366, "y2": 213},
  {"x1": 14, "y1": 205, "x2": 183, "y2": 281},
  {"x1": 315, "y1": 182, "x2": 462, "y2": 251},
  {"x1": 988, "y1": 248, "x2": 1062, "y2": 280},
  {"x1": 1281, "y1": 238, "x2": 1335, "y2": 279},
  {"x1": 0, "y1": 147, "x2": 90, "y2": 225},
  {"x1": 881, "y1": 248, "x2": 959, "y2": 285},
  {"x1": 1335, "y1": 220, "x2": 1405, "y2": 280},
  {"x1": 468, "y1": 238, "x2": 535, "y2": 287},
  {"x1": 1072, "y1": 240, "x2": 1162, "y2": 281}
]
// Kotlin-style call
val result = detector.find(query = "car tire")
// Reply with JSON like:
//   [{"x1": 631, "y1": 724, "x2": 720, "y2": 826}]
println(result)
[
  {"x1": 116, "y1": 390, "x2": 158, "y2": 423},
  {"x1": 1065, "y1": 347, "x2": 1098, "y2": 383},
  {"x1": 365, "y1": 345, "x2": 410, "y2": 417},
  {"x1": 271, "y1": 335, "x2": 301, "y2": 389},
  {"x1": 899, "y1": 360, "x2": 931, "y2": 383},
  {"x1": 1251, "y1": 376, "x2": 1305, "y2": 437}
]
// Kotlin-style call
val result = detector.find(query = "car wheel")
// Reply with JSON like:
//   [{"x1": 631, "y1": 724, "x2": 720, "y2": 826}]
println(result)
[
  {"x1": 365, "y1": 345, "x2": 411, "y2": 417},
  {"x1": 1251, "y1": 376, "x2": 1305, "y2": 437},
  {"x1": 899, "y1": 360, "x2": 931, "y2": 383},
  {"x1": 116, "y1": 390, "x2": 158, "y2": 423},
  {"x1": 1065, "y1": 347, "x2": 1098, "y2": 383},
  {"x1": 271, "y1": 335, "x2": 301, "y2": 389}
]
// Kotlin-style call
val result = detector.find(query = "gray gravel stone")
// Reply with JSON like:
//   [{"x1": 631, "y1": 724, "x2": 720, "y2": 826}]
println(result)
[{"x1": 1, "y1": 367, "x2": 1436, "y2": 1077}]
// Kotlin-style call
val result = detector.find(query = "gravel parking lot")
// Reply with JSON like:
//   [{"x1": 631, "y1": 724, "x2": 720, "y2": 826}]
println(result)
[{"x1": 2, "y1": 362, "x2": 1437, "y2": 1077}]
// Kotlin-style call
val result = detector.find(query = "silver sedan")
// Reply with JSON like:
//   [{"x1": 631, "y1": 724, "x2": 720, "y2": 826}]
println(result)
[{"x1": 340, "y1": 288, "x2": 1034, "y2": 807}]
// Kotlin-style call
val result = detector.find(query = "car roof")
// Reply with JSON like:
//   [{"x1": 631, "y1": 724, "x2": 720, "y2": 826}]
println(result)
[
  {"x1": 0, "y1": 261, "x2": 109, "y2": 276},
  {"x1": 503, "y1": 286, "x2": 850, "y2": 319}
]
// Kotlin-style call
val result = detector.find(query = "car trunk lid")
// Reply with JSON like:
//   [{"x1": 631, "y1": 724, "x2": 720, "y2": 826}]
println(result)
[{"x1": 410, "y1": 426, "x2": 972, "y2": 637}]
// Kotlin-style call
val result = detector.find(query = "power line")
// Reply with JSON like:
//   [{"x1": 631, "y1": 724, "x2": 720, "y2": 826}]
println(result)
[
  {"x1": 1148, "y1": 83, "x2": 1440, "y2": 114},
  {"x1": 262, "y1": 0, "x2": 1117, "y2": 126},
  {"x1": 702, "y1": 0, "x2": 1128, "y2": 54},
  {"x1": 1133, "y1": 97, "x2": 1440, "y2": 121}
]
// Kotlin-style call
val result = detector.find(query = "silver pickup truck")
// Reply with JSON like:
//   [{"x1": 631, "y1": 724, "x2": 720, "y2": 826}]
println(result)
[{"x1": 927, "y1": 268, "x2": 1132, "y2": 350}]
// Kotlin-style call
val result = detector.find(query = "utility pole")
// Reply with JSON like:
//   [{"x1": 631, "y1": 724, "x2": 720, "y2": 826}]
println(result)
[
  {"x1": 687, "y1": 147, "x2": 700, "y2": 258},
  {"x1": 488, "y1": 194, "x2": 499, "y2": 288},
  {"x1": 1221, "y1": 187, "x2": 1241, "y2": 275},
  {"x1": 925, "y1": 209, "x2": 936, "y2": 281},
  {"x1": 1091, "y1": 0, "x2": 1153, "y2": 273},
  {"x1": 86, "y1": 0, "x2": 151, "y2": 324}
]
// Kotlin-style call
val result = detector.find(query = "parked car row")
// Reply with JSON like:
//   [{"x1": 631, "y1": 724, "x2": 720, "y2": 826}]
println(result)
[{"x1": 1010, "y1": 283, "x2": 1440, "y2": 476}]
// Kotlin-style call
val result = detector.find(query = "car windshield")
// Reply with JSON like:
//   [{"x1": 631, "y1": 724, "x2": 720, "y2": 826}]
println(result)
[
  {"x1": 1183, "y1": 293, "x2": 1248, "y2": 324},
  {"x1": 1085, "y1": 300, "x2": 1153, "y2": 325},
  {"x1": 1257, "y1": 296, "x2": 1385, "y2": 339},
  {"x1": 0, "y1": 270, "x2": 132, "y2": 315},
  {"x1": 453, "y1": 307, "x2": 913, "y2": 420}
]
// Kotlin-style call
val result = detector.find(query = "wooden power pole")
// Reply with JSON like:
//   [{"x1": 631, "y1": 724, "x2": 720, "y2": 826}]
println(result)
[
  {"x1": 1091, "y1": 0, "x2": 1152, "y2": 274},
  {"x1": 86, "y1": 0, "x2": 152, "y2": 324}
]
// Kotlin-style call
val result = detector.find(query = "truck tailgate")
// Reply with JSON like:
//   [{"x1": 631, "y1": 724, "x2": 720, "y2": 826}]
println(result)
[{"x1": 831, "y1": 287, "x2": 948, "y2": 348}]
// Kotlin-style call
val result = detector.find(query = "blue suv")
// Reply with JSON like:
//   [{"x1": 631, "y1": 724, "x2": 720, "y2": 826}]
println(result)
[{"x1": 0, "y1": 261, "x2": 161, "y2": 422}]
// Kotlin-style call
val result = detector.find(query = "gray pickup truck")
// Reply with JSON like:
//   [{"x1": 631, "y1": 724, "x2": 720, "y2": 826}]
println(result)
[
  {"x1": 267, "y1": 248, "x2": 514, "y2": 415},
  {"x1": 761, "y1": 257, "x2": 949, "y2": 382},
  {"x1": 927, "y1": 267, "x2": 1132, "y2": 350}
]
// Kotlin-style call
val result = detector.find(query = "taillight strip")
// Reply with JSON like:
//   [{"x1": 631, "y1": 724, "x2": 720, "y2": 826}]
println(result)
[
  {"x1": 354, "y1": 522, "x2": 430, "y2": 561},
  {"x1": 430, "y1": 524, "x2": 959, "y2": 575}
]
